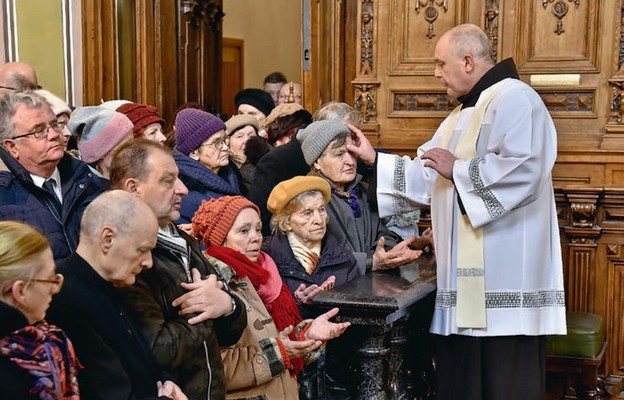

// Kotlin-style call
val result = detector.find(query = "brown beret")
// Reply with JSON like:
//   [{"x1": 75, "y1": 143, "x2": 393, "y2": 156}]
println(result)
[
  {"x1": 225, "y1": 114, "x2": 259, "y2": 136},
  {"x1": 264, "y1": 102, "x2": 304, "y2": 129}
]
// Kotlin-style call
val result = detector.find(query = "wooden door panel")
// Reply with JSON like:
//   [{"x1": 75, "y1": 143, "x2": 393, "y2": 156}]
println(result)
[{"x1": 516, "y1": 1, "x2": 599, "y2": 73}]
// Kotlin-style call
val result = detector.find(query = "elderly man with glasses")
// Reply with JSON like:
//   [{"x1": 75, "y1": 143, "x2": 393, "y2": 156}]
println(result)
[{"x1": 0, "y1": 91, "x2": 108, "y2": 262}]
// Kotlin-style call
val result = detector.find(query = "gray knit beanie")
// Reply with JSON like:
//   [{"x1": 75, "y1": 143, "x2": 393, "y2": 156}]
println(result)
[{"x1": 296, "y1": 120, "x2": 351, "y2": 165}]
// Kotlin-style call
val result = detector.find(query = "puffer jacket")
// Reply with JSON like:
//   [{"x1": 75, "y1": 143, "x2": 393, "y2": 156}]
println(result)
[
  {"x1": 173, "y1": 149, "x2": 240, "y2": 224},
  {"x1": 207, "y1": 255, "x2": 299, "y2": 400},
  {"x1": 324, "y1": 174, "x2": 401, "y2": 273},
  {"x1": 119, "y1": 228, "x2": 247, "y2": 400},
  {"x1": 0, "y1": 148, "x2": 108, "y2": 262},
  {"x1": 263, "y1": 233, "x2": 360, "y2": 319}
]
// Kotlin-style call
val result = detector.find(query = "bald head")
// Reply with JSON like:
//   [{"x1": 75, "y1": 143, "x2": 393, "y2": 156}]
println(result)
[
  {"x1": 433, "y1": 24, "x2": 496, "y2": 99},
  {"x1": 77, "y1": 190, "x2": 159, "y2": 287},
  {"x1": 80, "y1": 190, "x2": 157, "y2": 240},
  {"x1": 443, "y1": 24, "x2": 495, "y2": 64},
  {"x1": 0, "y1": 62, "x2": 38, "y2": 95}
]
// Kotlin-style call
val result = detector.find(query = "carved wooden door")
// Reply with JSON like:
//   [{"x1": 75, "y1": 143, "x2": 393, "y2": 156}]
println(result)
[{"x1": 307, "y1": 0, "x2": 624, "y2": 380}]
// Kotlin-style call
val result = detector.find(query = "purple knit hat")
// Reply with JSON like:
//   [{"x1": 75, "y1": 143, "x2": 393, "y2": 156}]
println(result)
[
  {"x1": 69, "y1": 106, "x2": 134, "y2": 164},
  {"x1": 174, "y1": 108, "x2": 226, "y2": 155}
]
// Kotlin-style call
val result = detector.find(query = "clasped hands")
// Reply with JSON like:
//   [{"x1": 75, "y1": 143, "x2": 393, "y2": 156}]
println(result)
[{"x1": 172, "y1": 268, "x2": 233, "y2": 325}]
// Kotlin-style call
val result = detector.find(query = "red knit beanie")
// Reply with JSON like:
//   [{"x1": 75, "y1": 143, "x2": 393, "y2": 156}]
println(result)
[
  {"x1": 116, "y1": 102, "x2": 165, "y2": 138},
  {"x1": 192, "y1": 196, "x2": 260, "y2": 248}
]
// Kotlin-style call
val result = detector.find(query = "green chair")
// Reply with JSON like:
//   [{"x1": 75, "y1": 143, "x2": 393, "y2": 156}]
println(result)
[{"x1": 546, "y1": 312, "x2": 607, "y2": 399}]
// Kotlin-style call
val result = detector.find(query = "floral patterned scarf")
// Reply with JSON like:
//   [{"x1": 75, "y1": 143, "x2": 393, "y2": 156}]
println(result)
[{"x1": 0, "y1": 320, "x2": 81, "y2": 399}]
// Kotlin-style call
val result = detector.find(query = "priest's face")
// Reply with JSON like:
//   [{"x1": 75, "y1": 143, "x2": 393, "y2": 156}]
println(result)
[{"x1": 433, "y1": 33, "x2": 472, "y2": 99}]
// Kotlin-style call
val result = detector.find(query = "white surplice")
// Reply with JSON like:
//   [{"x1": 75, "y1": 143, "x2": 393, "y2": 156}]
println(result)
[{"x1": 377, "y1": 78, "x2": 566, "y2": 336}]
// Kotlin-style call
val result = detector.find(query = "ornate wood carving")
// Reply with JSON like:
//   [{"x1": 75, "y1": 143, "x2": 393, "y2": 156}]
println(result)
[
  {"x1": 537, "y1": 91, "x2": 594, "y2": 113},
  {"x1": 392, "y1": 92, "x2": 458, "y2": 112},
  {"x1": 414, "y1": 0, "x2": 448, "y2": 39},
  {"x1": 354, "y1": 83, "x2": 379, "y2": 123},
  {"x1": 608, "y1": 70, "x2": 624, "y2": 124},
  {"x1": 484, "y1": 1, "x2": 500, "y2": 60},
  {"x1": 620, "y1": 2, "x2": 624, "y2": 68},
  {"x1": 181, "y1": 0, "x2": 224, "y2": 31},
  {"x1": 353, "y1": 0, "x2": 380, "y2": 130},
  {"x1": 360, "y1": 0, "x2": 375, "y2": 75},
  {"x1": 567, "y1": 190, "x2": 600, "y2": 228},
  {"x1": 542, "y1": 0, "x2": 580, "y2": 35}
]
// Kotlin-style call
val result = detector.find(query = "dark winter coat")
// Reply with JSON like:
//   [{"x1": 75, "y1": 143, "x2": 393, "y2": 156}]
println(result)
[
  {"x1": 173, "y1": 149, "x2": 241, "y2": 224},
  {"x1": 47, "y1": 253, "x2": 169, "y2": 400},
  {"x1": 263, "y1": 232, "x2": 360, "y2": 319},
  {"x1": 248, "y1": 139, "x2": 310, "y2": 236},
  {"x1": 0, "y1": 148, "x2": 108, "y2": 262},
  {"x1": 118, "y1": 227, "x2": 247, "y2": 400},
  {"x1": 325, "y1": 174, "x2": 401, "y2": 273}
]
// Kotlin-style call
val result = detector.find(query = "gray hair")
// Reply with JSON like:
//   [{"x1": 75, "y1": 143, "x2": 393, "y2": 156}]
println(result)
[
  {"x1": 271, "y1": 190, "x2": 328, "y2": 235},
  {"x1": 80, "y1": 190, "x2": 156, "y2": 239},
  {"x1": 448, "y1": 24, "x2": 495, "y2": 64},
  {"x1": 313, "y1": 101, "x2": 361, "y2": 127},
  {"x1": 0, "y1": 91, "x2": 51, "y2": 141}
]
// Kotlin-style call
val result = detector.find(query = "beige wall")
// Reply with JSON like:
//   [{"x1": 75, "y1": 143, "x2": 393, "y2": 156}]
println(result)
[
  {"x1": 223, "y1": 0, "x2": 301, "y2": 89},
  {"x1": 16, "y1": 0, "x2": 66, "y2": 98}
]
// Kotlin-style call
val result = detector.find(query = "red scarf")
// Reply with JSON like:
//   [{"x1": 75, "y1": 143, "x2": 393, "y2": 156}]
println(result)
[
  {"x1": 206, "y1": 246, "x2": 304, "y2": 375},
  {"x1": 0, "y1": 320, "x2": 81, "y2": 399}
]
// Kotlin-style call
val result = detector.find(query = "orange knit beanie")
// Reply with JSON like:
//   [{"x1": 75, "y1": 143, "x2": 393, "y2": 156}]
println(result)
[{"x1": 192, "y1": 196, "x2": 261, "y2": 247}]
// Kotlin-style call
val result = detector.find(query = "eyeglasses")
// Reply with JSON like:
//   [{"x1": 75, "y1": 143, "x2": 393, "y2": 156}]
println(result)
[
  {"x1": 201, "y1": 136, "x2": 229, "y2": 149},
  {"x1": 33, "y1": 273, "x2": 64, "y2": 289},
  {"x1": 11, "y1": 121, "x2": 66, "y2": 140}
]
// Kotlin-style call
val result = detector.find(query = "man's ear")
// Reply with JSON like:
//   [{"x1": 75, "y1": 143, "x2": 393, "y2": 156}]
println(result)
[
  {"x1": 99, "y1": 226, "x2": 115, "y2": 253},
  {"x1": 2, "y1": 139, "x2": 18, "y2": 159},
  {"x1": 123, "y1": 178, "x2": 140, "y2": 196},
  {"x1": 464, "y1": 54, "x2": 475, "y2": 72}
]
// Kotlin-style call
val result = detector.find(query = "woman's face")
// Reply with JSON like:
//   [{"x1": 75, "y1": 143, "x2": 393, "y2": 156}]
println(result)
[
  {"x1": 223, "y1": 208, "x2": 263, "y2": 262},
  {"x1": 21, "y1": 248, "x2": 61, "y2": 324},
  {"x1": 190, "y1": 130, "x2": 230, "y2": 173},
  {"x1": 142, "y1": 122, "x2": 167, "y2": 143},
  {"x1": 286, "y1": 192, "x2": 328, "y2": 249},
  {"x1": 229, "y1": 125, "x2": 257, "y2": 160},
  {"x1": 313, "y1": 137, "x2": 357, "y2": 189}
]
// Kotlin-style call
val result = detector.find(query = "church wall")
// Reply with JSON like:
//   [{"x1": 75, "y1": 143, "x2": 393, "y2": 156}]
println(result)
[{"x1": 223, "y1": 0, "x2": 301, "y2": 89}]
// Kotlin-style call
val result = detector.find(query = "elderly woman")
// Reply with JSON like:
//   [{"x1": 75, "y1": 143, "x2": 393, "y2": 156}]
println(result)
[
  {"x1": 263, "y1": 176, "x2": 365, "y2": 399},
  {"x1": 69, "y1": 105, "x2": 135, "y2": 178},
  {"x1": 225, "y1": 114, "x2": 260, "y2": 195},
  {"x1": 173, "y1": 108, "x2": 241, "y2": 224},
  {"x1": 192, "y1": 196, "x2": 350, "y2": 399},
  {"x1": 0, "y1": 221, "x2": 80, "y2": 399},
  {"x1": 263, "y1": 176, "x2": 359, "y2": 318},
  {"x1": 101, "y1": 100, "x2": 168, "y2": 143},
  {"x1": 297, "y1": 120, "x2": 422, "y2": 272},
  {"x1": 264, "y1": 103, "x2": 312, "y2": 147}
]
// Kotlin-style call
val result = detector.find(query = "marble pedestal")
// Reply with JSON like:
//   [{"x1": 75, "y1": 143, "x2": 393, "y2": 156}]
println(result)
[{"x1": 312, "y1": 255, "x2": 437, "y2": 400}]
